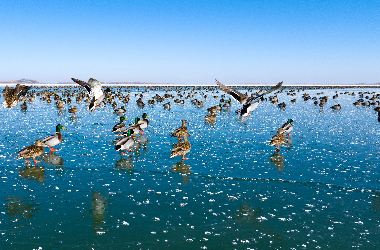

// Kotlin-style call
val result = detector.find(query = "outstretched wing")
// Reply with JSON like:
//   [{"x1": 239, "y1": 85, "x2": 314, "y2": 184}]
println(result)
[
  {"x1": 71, "y1": 78, "x2": 92, "y2": 94},
  {"x1": 248, "y1": 81, "x2": 283, "y2": 104},
  {"x1": 88, "y1": 78, "x2": 103, "y2": 99},
  {"x1": 215, "y1": 79, "x2": 246, "y2": 104}
]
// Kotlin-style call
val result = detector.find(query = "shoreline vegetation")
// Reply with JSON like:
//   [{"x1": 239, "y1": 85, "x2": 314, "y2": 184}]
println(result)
[{"x1": 0, "y1": 78, "x2": 379, "y2": 88}]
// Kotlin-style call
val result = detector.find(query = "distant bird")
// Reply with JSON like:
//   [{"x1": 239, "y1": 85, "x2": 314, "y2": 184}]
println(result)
[
  {"x1": 115, "y1": 129, "x2": 135, "y2": 155},
  {"x1": 172, "y1": 120, "x2": 188, "y2": 141},
  {"x1": 331, "y1": 104, "x2": 341, "y2": 110},
  {"x1": 16, "y1": 139, "x2": 45, "y2": 164},
  {"x1": 68, "y1": 106, "x2": 78, "y2": 115},
  {"x1": 163, "y1": 102, "x2": 171, "y2": 110},
  {"x1": 112, "y1": 116, "x2": 127, "y2": 135},
  {"x1": 270, "y1": 129, "x2": 286, "y2": 151},
  {"x1": 21, "y1": 101, "x2": 28, "y2": 110},
  {"x1": 2, "y1": 84, "x2": 30, "y2": 108},
  {"x1": 71, "y1": 78, "x2": 104, "y2": 111},
  {"x1": 278, "y1": 119, "x2": 294, "y2": 136},
  {"x1": 216, "y1": 79, "x2": 282, "y2": 117},
  {"x1": 205, "y1": 113, "x2": 217, "y2": 121},
  {"x1": 170, "y1": 133, "x2": 191, "y2": 161},
  {"x1": 207, "y1": 104, "x2": 222, "y2": 113},
  {"x1": 42, "y1": 124, "x2": 66, "y2": 152},
  {"x1": 114, "y1": 106, "x2": 126, "y2": 115}
]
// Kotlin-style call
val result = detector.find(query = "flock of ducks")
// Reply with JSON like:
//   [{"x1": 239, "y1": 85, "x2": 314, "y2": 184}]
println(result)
[{"x1": 3, "y1": 79, "x2": 380, "y2": 165}]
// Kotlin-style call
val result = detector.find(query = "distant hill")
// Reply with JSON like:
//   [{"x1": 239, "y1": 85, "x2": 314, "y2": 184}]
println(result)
[{"x1": 0, "y1": 78, "x2": 40, "y2": 84}]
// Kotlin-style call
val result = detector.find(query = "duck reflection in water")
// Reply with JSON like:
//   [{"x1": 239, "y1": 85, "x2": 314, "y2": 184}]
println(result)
[
  {"x1": 19, "y1": 165, "x2": 46, "y2": 182},
  {"x1": 5, "y1": 197, "x2": 40, "y2": 219},
  {"x1": 41, "y1": 153, "x2": 64, "y2": 167},
  {"x1": 115, "y1": 154, "x2": 134, "y2": 171},
  {"x1": 171, "y1": 161, "x2": 191, "y2": 185},
  {"x1": 270, "y1": 151, "x2": 285, "y2": 171},
  {"x1": 90, "y1": 192, "x2": 108, "y2": 234}
]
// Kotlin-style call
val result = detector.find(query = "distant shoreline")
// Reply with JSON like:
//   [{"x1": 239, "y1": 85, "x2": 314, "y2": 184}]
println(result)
[{"x1": 0, "y1": 83, "x2": 379, "y2": 88}]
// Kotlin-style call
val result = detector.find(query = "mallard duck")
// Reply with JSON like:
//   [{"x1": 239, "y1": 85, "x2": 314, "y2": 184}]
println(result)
[
  {"x1": 71, "y1": 78, "x2": 104, "y2": 111},
  {"x1": 170, "y1": 133, "x2": 191, "y2": 161},
  {"x1": 115, "y1": 129, "x2": 135, "y2": 155},
  {"x1": 163, "y1": 102, "x2": 171, "y2": 109},
  {"x1": 207, "y1": 104, "x2": 222, "y2": 112},
  {"x1": 216, "y1": 79, "x2": 282, "y2": 117},
  {"x1": 270, "y1": 129, "x2": 286, "y2": 151},
  {"x1": 16, "y1": 139, "x2": 45, "y2": 164},
  {"x1": 205, "y1": 113, "x2": 217, "y2": 121},
  {"x1": 223, "y1": 99, "x2": 231, "y2": 108},
  {"x1": 331, "y1": 104, "x2": 341, "y2": 110},
  {"x1": 42, "y1": 124, "x2": 66, "y2": 152},
  {"x1": 21, "y1": 102, "x2": 28, "y2": 110},
  {"x1": 126, "y1": 118, "x2": 143, "y2": 135},
  {"x1": 137, "y1": 113, "x2": 149, "y2": 131},
  {"x1": 3, "y1": 84, "x2": 30, "y2": 108},
  {"x1": 115, "y1": 106, "x2": 126, "y2": 115},
  {"x1": 68, "y1": 106, "x2": 78, "y2": 115},
  {"x1": 172, "y1": 120, "x2": 188, "y2": 141},
  {"x1": 112, "y1": 116, "x2": 127, "y2": 135},
  {"x1": 278, "y1": 119, "x2": 294, "y2": 136}
]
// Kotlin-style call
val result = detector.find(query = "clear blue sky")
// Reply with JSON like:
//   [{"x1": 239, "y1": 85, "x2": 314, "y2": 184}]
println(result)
[{"x1": 0, "y1": 0, "x2": 379, "y2": 84}]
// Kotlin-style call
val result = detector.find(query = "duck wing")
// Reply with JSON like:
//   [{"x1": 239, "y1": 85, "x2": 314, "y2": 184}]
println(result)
[
  {"x1": 71, "y1": 78, "x2": 92, "y2": 93},
  {"x1": 215, "y1": 79, "x2": 246, "y2": 104},
  {"x1": 247, "y1": 81, "x2": 283, "y2": 104}
]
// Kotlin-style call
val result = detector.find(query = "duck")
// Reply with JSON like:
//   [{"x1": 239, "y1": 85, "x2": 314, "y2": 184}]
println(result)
[
  {"x1": 278, "y1": 119, "x2": 294, "y2": 136},
  {"x1": 137, "y1": 113, "x2": 149, "y2": 131},
  {"x1": 205, "y1": 113, "x2": 217, "y2": 121},
  {"x1": 216, "y1": 79, "x2": 282, "y2": 117},
  {"x1": 2, "y1": 84, "x2": 30, "y2": 108},
  {"x1": 41, "y1": 124, "x2": 66, "y2": 152},
  {"x1": 115, "y1": 129, "x2": 136, "y2": 155},
  {"x1": 112, "y1": 116, "x2": 127, "y2": 135},
  {"x1": 163, "y1": 102, "x2": 171, "y2": 110},
  {"x1": 270, "y1": 129, "x2": 286, "y2": 151},
  {"x1": 172, "y1": 120, "x2": 188, "y2": 141},
  {"x1": 21, "y1": 101, "x2": 28, "y2": 110},
  {"x1": 331, "y1": 104, "x2": 341, "y2": 110},
  {"x1": 114, "y1": 106, "x2": 126, "y2": 115},
  {"x1": 16, "y1": 139, "x2": 45, "y2": 164},
  {"x1": 223, "y1": 99, "x2": 232, "y2": 108},
  {"x1": 68, "y1": 106, "x2": 78, "y2": 115},
  {"x1": 71, "y1": 78, "x2": 104, "y2": 111},
  {"x1": 170, "y1": 133, "x2": 191, "y2": 161},
  {"x1": 207, "y1": 104, "x2": 222, "y2": 113},
  {"x1": 126, "y1": 118, "x2": 144, "y2": 135}
]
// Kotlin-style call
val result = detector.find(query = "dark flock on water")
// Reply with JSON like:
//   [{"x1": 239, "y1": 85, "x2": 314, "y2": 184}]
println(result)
[{"x1": 2, "y1": 79, "x2": 379, "y2": 165}]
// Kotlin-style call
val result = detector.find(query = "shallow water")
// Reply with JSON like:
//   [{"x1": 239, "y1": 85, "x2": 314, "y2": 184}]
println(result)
[{"x1": 0, "y1": 86, "x2": 379, "y2": 249}]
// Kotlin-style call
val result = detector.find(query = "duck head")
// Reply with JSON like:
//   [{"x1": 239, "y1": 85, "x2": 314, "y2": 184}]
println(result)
[
  {"x1": 56, "y1": 124, "x2": 66, "y2": 132},
  {"x1": 142, "y1": 113, "x2": 149, "y2": 119}
]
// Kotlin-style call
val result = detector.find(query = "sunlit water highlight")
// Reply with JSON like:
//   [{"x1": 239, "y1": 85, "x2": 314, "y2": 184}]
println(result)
[{"x1": 0, "y1": 86, "x2": 379, "y2": 249}]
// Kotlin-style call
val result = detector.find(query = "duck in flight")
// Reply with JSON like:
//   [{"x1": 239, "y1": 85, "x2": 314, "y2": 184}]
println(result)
[
  {"x1": 71, "y1": 78, "x2": 104, "y2": 111},
  {"x1": 215, "y1": 79, "x2": 283, "y2": 117}
]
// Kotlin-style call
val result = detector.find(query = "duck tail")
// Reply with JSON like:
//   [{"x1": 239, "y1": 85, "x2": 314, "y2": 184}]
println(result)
[{"x1": 115, "y1": 145, "x2": 121, "y2": 151}]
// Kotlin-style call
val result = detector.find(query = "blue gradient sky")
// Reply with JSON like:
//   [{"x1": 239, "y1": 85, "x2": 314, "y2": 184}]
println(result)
[{"x1": 1, "y1": 0, "x2": 379, "y2": 84}]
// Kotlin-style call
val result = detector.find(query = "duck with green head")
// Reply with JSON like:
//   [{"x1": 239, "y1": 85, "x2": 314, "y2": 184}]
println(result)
[
  {"x1": 126, "y1": 117, "x2": 143, "y2": 135},
  {"x1": 137, "y1": 113, "x2": 149, "y2": 131},
  {"x1": 112, "y1": 116, "x2": 127, "y2": 135},
  {"x1": 115, "y1": 129, "x2": 136, "y2": 155},
  {"x1": 42, "y1": 124, "x2": 66, "y2": 152},
  {"x1": 278, "y1": 119, "x2": 295, "y2": 136},
  {"x1": 114, "y1": 106, "x2": 126, "y2": 115}
]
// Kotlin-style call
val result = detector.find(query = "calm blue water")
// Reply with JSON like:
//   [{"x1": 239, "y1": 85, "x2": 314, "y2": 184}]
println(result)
[{"x1": 0, "y1": 86, "x2": 379, "y2": 249}]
